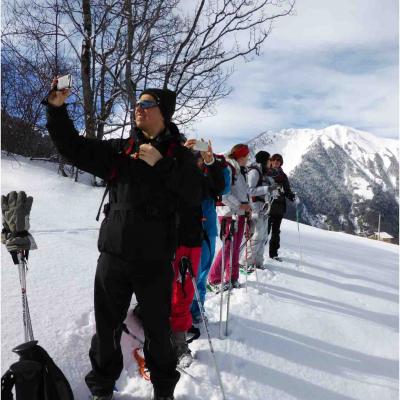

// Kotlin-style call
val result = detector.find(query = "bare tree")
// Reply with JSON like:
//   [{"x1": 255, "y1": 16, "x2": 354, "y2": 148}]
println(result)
[{"x1": 2, "y1": 0, "x2": 295, "y2": 143}]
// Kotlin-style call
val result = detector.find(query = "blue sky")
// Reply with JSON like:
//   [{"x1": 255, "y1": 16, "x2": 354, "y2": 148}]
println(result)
[{"x1": 189, "y1": 0, "x2": 399, "y2": 152}]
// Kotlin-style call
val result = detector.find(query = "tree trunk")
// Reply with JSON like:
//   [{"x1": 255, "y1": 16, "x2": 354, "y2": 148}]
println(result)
[{"x1": 81, "y1": 0, "x2": 95, "y2": 138}]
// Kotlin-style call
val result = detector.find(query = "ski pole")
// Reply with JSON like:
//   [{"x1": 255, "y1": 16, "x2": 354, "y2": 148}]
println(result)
[
  {"x1": 17, "y1": 251, "x2": 34, "y2": 342},
  {"x1": 183, "y1": 257, "x2": 227, "y2": 400},
  {"x1": 219, "y1": 218, "x2": 227, "y2": 339},
  {"x1": 243, "y1": 215, "x2": 254, "y2": 292},
  {"x1": 244, "y1": 226, "x2": 249, "y2": 293},
  {"x1": 225, "y1": 216, "x2": 236, "y2": 337},
  {"x1": 295, "y1": 201, "x2": 303, "y2": 268}
]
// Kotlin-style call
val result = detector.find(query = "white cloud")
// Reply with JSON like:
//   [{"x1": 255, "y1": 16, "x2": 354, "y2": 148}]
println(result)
[{"x1": 188, "y1": 0, "x2": 399, "y2": 153}]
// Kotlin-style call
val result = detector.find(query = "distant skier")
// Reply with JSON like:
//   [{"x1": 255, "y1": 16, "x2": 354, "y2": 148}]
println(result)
[
  {"x1": 267, "y1": 153, "x2": 295, "y2": 261},
  {"x1": 170, "y1": 139, "x2": 226, "y2": 368},
  {"x1": 208, "y1": 144, "x2": 251, "y2": 290},
  {"x1": 240, "y1": 150, "x2": 276, "y2": 269},
  {"x1": 43, "y1": 80, "x2": 202, "y2": 400}
]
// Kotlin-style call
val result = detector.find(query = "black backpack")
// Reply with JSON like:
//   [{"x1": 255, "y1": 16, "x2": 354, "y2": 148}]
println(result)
[{"x1": 1, "y1": 340, "x2": 74, "y2": 400}]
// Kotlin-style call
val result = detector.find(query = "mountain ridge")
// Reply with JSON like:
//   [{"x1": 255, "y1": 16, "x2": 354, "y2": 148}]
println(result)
[{"x1": 247, "y1": 125, "x2": 399, "y2": 241}]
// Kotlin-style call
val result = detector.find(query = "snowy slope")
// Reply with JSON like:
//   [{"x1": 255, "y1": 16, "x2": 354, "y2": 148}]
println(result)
[
  {"x1": 247, "y1": 125, "x2": 399, "y2": 239},
  {"x1": 1, "y1": 154, "x2": 398, "y2": 400}
]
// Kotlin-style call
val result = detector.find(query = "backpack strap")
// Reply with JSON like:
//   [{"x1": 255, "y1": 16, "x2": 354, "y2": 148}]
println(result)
[
  {"x1": 225, "y1": 161, "x2": 237, "y2": 185},
  {"x1": 247, "y1": 164, "x2": 262, "y2": 187},
  {"x1": 248, "y1": 164, "x2": 265, "y2": 202},
  {"x1": 95, "y1": 137, "x2": 137, "y2": 222},
  {"x1": 95, "y1": 186, "x2": 110, "y2": 221}
]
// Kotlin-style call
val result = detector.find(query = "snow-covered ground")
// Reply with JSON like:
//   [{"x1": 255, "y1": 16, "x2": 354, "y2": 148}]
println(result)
[{"x1": 1, "y1": 154, "x2": 399, "y2": 400}]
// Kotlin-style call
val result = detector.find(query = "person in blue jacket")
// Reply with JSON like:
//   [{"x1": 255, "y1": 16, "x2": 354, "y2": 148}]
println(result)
[{"x1": 190, "y1": 146, "x2": 231, "y2": 324}]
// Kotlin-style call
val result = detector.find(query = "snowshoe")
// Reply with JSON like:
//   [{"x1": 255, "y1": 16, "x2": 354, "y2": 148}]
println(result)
[
  {"x1": 92, "y1": 395, "x2": 113, "y2": 400},
  {"x1": 271, "y1": 256, "x2": 283, "y2": 262},
  {"x1": 240, "y1": 264, "x2": 255, "y2": 275},
  {"x1": 206, "y1": 282, "x2": 219, "y2": 292},
  {"x1": 153, "y1": 395, "x2": 174, "y2": 400},
  {"x1": 133, "y1": 347, "x2": 150, "y2": 380}
]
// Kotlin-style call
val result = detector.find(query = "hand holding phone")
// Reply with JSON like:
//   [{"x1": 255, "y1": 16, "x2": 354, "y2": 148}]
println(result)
[
  {"x1": 193, "y1": 140, "x2": 209, "y2": 152},
  {"x1": 46, "y1": 75, "x2": 71, "y2": 107},
  {"x1": 56, "y1": 74, "x2": 72, "y2": 90}
]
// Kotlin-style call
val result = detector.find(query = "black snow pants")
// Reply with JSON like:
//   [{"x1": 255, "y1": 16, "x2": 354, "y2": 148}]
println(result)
[
  {"x1": 268, "y1": 214, "x2": 283, "y2": 258},
  {"x1": 85, "y1": 252, "x2": 180, "y2": 397}
]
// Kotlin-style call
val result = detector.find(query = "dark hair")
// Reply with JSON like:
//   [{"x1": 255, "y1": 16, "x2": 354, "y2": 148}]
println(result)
[
  {"x1": 255, "y1": 151, "x2": 270, "y2": 165},
  {"x1": 271, "y1": 153, "x2": 283, "y2": 165}
]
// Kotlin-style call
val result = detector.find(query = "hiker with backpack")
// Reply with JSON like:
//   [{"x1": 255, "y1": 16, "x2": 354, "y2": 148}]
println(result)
[
  {"x1": 267, "y1": 153, "x2": 295, "y2": 262},
  {"x1": 43, "y1": 80, "x2": 203, "y2": 400},
  {"x1": 189, "y1": 144, "x2": 231, "y2": 326},
  {"x1": 169, "y1": 139, "x2": 227, "y2": 368},
  {"x1": 240, "y1": 150, "x2": 277, "y2": 270},
  {"x1": 208, "y1": 144, "x2": 251, "y2": 291}
]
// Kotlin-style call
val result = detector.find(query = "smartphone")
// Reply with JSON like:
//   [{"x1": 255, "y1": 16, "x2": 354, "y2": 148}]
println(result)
[
  {"x1": 193, "y1": 140, "x2": 209, "y2": 152},
  {"x1": 56, "y1": 74, "x2": 72, "y2": 90}
]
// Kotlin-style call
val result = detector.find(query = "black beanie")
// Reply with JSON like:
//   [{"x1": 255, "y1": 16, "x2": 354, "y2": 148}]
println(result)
[
  {"x1": 140, "y1": 88, "x2": 177, "y2": 123},
  {"x1": 255, "y1": 151, "x2": 270, "y2": 165}
]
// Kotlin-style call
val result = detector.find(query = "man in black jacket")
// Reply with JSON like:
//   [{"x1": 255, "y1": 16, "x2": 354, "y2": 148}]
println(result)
[
  {"x1": 267, "y1": 154, "x2": 295, "y2": 262},
  {"x1": 44, "y1": 81, "x2": 202, "y2": 400}
]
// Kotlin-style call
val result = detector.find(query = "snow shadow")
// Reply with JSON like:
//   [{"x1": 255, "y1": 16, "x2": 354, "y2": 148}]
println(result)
[
  {"x1": 267, "y1": 263, "x2": 399, "y2": 303},
  {"x1": 254, "y1": 281, "x2": 398, "y2": 331},
  {"x1": 195, "y1": 349, "x2": 362, "y2": 400},
  {"x1": 233, "y1": 315, "x2": 399, "y2": 382},
  {"x1": 284, "y1": 256, "x2": 399, "y2": 291}
]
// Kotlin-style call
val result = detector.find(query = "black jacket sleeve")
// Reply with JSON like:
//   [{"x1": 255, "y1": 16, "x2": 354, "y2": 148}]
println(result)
[
  {"x1": 283, "y1": 174, "x2": 295, "y2": 201},
  {"x1": 154, "y1": 145, "x2": 203, "y2": 207},
  {"x1": 46, "y1": 104, "x2": 155, "y2": 181}
]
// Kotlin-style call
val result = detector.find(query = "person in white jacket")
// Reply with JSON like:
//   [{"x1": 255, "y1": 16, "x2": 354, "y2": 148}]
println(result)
[
  {"x1": 208, "y1": 144, "x2": 252, "y2": 289},
  {"x1": 240, "y1": 151, "x2": 276, "y2": 270}
]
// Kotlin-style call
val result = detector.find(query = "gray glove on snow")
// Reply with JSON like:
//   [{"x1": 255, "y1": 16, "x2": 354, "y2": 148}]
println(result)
[{"x1": 1, "y1": 191, "x2": 33, "y2": 233}]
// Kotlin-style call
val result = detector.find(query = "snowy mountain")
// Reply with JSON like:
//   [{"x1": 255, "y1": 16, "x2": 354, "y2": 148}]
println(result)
[
  {"x1": 1, "y1": 153, "x2": 398, "y2": 400},
  {"x1": 247, "y1": 125, "x2": 399, "y2": 241}
]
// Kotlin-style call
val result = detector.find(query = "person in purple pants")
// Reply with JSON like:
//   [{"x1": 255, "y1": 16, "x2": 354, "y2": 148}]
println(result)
[{"x1": 208, "y1": 144, "x2": 251, "y2": 290}]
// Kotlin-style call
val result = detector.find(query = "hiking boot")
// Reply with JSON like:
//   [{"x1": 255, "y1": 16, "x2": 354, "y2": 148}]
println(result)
[
  {"x1": 192, "y1": 313, "x2": 207, "y2": 325},
  {"x1": 231, "y1": 280, "x2": 242, "y2": 289},
  {"x1": 272, "y1": 256, "x2": 283, "y2": 262},
  {"x1": 192, "y1": 313, "x2": 201, "y2": 324},
  {"x1": 172, "y1": 331, "x2": 193, "y2": 368}
]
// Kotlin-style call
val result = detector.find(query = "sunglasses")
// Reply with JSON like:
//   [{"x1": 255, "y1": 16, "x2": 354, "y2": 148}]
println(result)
[{"x1": 135, "y1": 100, "x2": 159, "y2": 110}]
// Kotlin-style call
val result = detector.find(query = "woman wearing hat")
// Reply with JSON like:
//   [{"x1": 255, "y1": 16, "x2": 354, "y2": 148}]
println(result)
[{"x1": 208, "y1": 143, "x2": 252, "y2": 290}]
